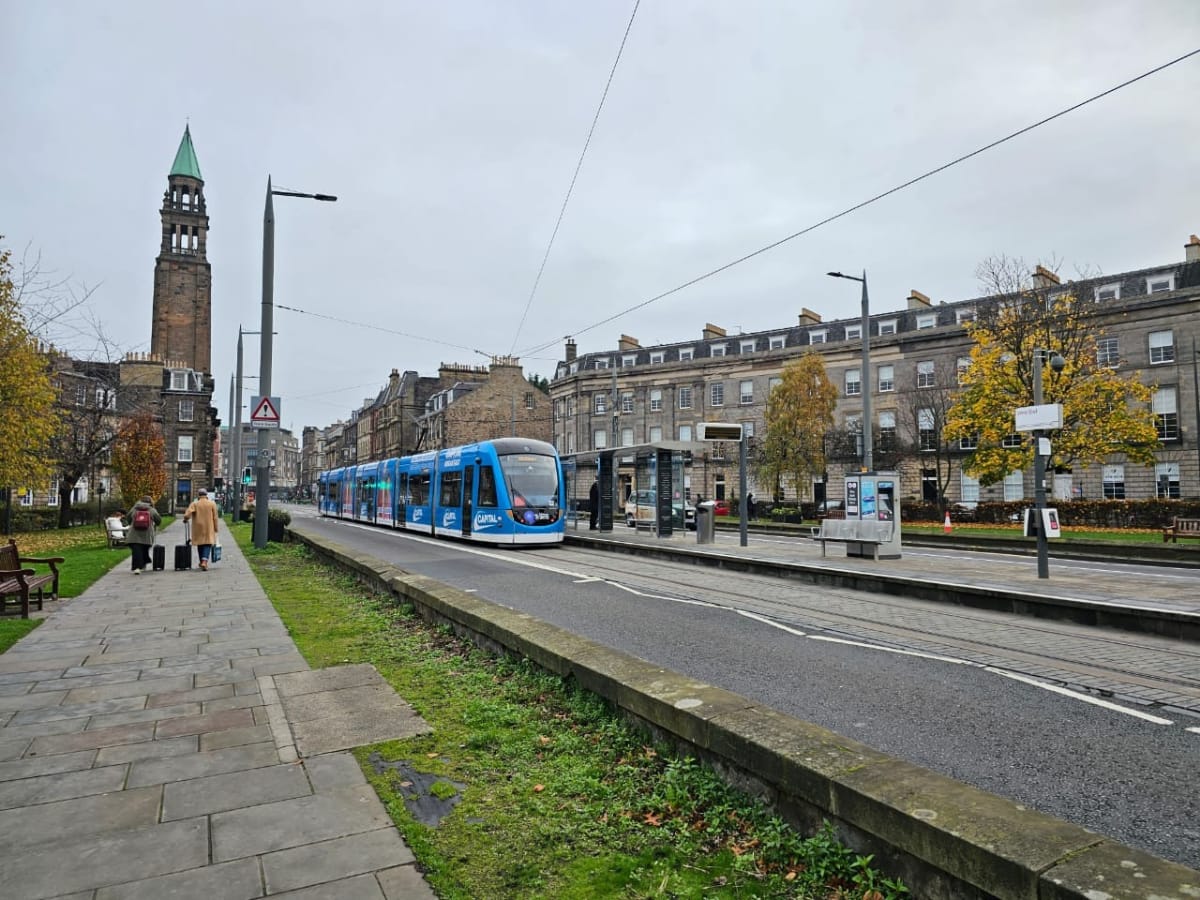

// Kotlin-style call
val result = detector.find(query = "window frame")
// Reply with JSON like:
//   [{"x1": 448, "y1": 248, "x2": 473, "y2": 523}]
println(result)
[
  {"x1": 739, "y1": 379, "x2": 753, "y2": 404},
  {"x1": 844, "y1": 369, "x2": 861, "y2": 397},
  {"x1": 877, "y1": 365, "x2": 894, "y2": 393},
  {"x1": 678, "y1": 386, "x2": 693, "y2": 410},
  {"x1": 710, "y1": 382, "x2": 725, "y2": 407},
  {"x1": 1148, "y1": 330, "x2": 1175, "y2": 364},
  {"x1": 177, "y1": 435, "x2": 194, "y2": 463}
]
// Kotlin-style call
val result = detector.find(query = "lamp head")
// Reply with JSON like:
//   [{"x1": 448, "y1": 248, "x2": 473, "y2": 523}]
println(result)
[{"x1": 1049, "y1": 352, "x2": 1066, "y2": 373}]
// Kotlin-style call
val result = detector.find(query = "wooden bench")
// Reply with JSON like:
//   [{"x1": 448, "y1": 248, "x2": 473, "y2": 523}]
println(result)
[
  {"x1": 0, "y1": 539, "x2": 64, "y2": 619},
  {"x1": 1163, "y1": 517, "x2": 1200, "y2": 543}
]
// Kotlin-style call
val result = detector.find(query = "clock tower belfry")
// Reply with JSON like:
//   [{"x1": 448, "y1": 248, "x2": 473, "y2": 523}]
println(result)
[{"x1": 151, "y1": 125, "x2": 211, "y2": 374}]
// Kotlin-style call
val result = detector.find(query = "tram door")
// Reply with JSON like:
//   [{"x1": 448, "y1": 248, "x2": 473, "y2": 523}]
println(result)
[
  {"x1": 397, "y1": 473, "x2": 407, "y2": 528},
  {"x1": 461, "y1": 466, "x2": 475, "y2": 536}
]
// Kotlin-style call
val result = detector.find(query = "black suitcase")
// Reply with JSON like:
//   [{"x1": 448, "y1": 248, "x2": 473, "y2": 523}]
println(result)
[
  {"x1": 152, "y1": 545, "x2": 166, "y2": 571},
  {"x1": 174, "y1": 522, "x2": 192, "y2": 571}
]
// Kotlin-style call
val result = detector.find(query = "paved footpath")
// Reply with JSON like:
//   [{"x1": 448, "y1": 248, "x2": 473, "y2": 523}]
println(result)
[{"x1": 0, "y1": 527, "x2": 437, "y2": 900}]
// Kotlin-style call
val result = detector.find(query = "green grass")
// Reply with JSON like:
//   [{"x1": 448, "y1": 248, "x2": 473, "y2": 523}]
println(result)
[
  {"x1": 0, "y1": 619, "x2": 40, "y2": 653},
  {"x1": 3, "y1": 518, "x2": 177, "y2": 598},
  {"x1": 900, "y1": 523, "x2": 1168, "y2": 543},
  {"x1": 232, "y1": 523, "x2": 907, "y2": 899}
]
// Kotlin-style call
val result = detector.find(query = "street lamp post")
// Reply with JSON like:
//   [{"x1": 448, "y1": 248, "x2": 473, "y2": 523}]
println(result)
[
  {"x1": 255, "y1": 178, "x2": 336, "y2": 549},
  {"x1": 1032, "y1": 347, "x2": 1065, "y2": 579},
  {"x1": 827, "y1": 270, "x2": 872, "y2": 472}
]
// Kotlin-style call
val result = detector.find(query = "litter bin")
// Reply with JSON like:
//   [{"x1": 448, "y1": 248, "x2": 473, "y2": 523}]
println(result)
[{"x1": 696, "y1": 501, "x2": 716, "y2": 544}]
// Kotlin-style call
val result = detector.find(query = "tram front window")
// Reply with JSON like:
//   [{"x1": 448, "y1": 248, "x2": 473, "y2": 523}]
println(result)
[{"x1": 500, "y1": 454, "x2": 560, "y2": 509}]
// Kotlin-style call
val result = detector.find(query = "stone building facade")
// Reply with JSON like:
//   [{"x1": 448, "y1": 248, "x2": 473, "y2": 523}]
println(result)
[
  {"x1": 415, "y1": 358, "x2": 552, "y2": 451},
  {"x1": 549, "y1": 235, "x2": 1200, "y2": 506}
]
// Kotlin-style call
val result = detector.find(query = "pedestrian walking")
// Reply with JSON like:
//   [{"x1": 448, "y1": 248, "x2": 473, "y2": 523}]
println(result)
[
  {"x1": 747, "y1": 493, "x2": 756, "y2": 519},
  {"x1": 123, "y1": 497, "x2": 161, "y2": 574},
  {"x1": 183, "y1": 488, "x2": 221, "y2": 571},
  {"x1": 589, "y1": 479, "x2": 600, "y2": 530}
]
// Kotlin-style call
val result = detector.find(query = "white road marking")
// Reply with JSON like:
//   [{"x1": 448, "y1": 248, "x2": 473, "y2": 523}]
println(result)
[
  {"x1": 316, "y1": 518, "x2": 1192, "y2": 730},
  {"x1": 807, "y1": 634, "x2": 970, "y2": 664},
  {"x1": 1187, "y1": 727, "x2": 1200, "y2": 735},
  {"x1": 984, "y1": 668, "x2": 1175, "y2": 725},
  {"x1": 736, "y1": 610, "x2": 806, "y2": 636}
]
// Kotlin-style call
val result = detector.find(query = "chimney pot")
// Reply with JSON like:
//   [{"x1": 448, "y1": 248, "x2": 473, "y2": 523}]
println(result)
[
  {"x1": 618, "y1": 334, "x2": 641, "y2": 351},
  {"x1": 1185, "y1": 234, "x2": 1200, "y2": 263},
  {"x1": 907, "y1": 289, "x2": 931, "y2": 309},
  {"x1": 702, "y1": 323, "x2": 727, "y2": 340},
  {"x1": 565, "y1": 338, "x2": 578, "y2": 363},
  {"x1": 797, "y1": 308, "x2": 822, "y2": 326}
]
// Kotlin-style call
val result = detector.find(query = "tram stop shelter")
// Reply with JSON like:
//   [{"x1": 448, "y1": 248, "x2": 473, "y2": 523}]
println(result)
[{"x1": 562, "y1": 442, "x2": 702, "y2": 537}]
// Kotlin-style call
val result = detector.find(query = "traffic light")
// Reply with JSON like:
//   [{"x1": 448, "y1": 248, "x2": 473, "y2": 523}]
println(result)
[{"x1": 242, "y1": 467, "x2": 252, "y2": 485}]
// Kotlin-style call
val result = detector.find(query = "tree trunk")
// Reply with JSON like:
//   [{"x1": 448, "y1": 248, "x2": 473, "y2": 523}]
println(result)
[{"x1": 58, "y1": 481, "x2": 76, "y2": 529}]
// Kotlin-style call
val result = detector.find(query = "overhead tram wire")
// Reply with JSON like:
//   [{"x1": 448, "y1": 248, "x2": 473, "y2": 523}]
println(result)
[
  {"x1": 519, "y1": 46, "x2": 1200, "y2": 359},
  {"x1": 274, "y1": 302, "x2": 495, "y2": 359},
  {"x1": 507, "y1": 0, "x2": 641, "y2": 355}
]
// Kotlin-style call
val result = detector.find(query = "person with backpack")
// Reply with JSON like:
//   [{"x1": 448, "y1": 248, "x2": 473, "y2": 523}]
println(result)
[
  {"x1": 123, "y1": 496, "x2": 161, "y2": 574},
  {"x1": 183, "y1": 488, "x2": 220, "y2": 571}
]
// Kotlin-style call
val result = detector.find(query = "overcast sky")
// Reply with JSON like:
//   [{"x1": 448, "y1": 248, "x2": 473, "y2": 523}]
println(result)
[{"x1": 4, "y1": 1, "x2": 1199, "y2": 433}]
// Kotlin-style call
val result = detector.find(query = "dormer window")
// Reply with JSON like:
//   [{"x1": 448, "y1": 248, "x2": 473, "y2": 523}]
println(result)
[
  {"x1": 808, "y1": 329, "x2": 827, "y2": 344},
  {"x1": 956, "y1": 308, "x2": 975, "y2": 325},
  {"x1": 622, "y1": 354, "x2": 637, "y2": 367},
  {"x1": 877, "y1": 319, "x2": 897, "y2": 335},
  {"x1": 650, "y1": 351, "x2": 664, "y2": 365},
  {"x1": 710, "y1": 343, "x2": 727, "y2": 357},
  {"x1": 1095, "y1": 283, "x2": 1121, "y2": 301},
  {"x1": 594, "y1": 357, "x2": 609, "y2": 370},
  {"x1": 916, "y1": 313, "x2": 937, "y2": 329},
  {"x1": 1146, "y1": 273, "x2": 1175, "y2": 293},
  {"x1": 844, "y1": 325, "x2": 862, "y2": 341},
  {"x1": 678, "y1": 347, "x2": 694, "y2": 362},
  {"x1": 170, "y1": 369, "x2": 190, "y2": 391},
  {"x1": 769, "y1": 334, "x2": 786, "y2": 350},
  {"x1": 740, "y1": 339, "x2": 756, "y2": 354}
]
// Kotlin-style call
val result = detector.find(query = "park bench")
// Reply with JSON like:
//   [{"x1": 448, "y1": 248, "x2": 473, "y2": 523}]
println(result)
[
  {"x1": 1162, "y1": 517, "x2": 1200, "y2": 544},
  {"x1": 0, "y1": 539, "x2": 64, "y2": 619}
]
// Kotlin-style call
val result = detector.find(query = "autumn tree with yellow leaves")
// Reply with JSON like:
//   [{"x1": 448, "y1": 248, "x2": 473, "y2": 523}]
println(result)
[
  {"x1": 0, "y1": 241, "x2": 60, "y2": 517},
  {"x1": 110, "y1": 411, "x2": 166, "y2": 507},
  {"x1": 757, "y1": 353, "x2": 839, "y2": 502},
  {"x1": 945, "y1": 257, "x2": 1159, "y2": 486}
]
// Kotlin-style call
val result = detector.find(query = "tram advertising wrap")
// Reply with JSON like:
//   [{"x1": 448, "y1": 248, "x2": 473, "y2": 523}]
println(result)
[{"x1": 317, "y1": 438, "x2": 564, "y2": 546}]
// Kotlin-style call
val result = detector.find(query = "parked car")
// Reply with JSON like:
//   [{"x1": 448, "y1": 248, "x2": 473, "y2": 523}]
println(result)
[
  {"x1": 816, "y1": 500, "x2": 844, "y2": 517},
  {"x1": 712, "y1": 499, "x2": 732, "y2": 517},
  {"x1": 625, "y1": 490, "x2": 696, "y2": 529}
]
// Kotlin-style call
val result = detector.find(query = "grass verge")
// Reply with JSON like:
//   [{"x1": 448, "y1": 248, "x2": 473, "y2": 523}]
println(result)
[
  {"x1": 233, "y1": 522, "x2": 906, "y2": 899},
  {"x1": 0, "y1": 619, "x2": 40, "y2": 653},
  {"x1": 3, "y1": 518, "x2": 176, "y2": 598}
]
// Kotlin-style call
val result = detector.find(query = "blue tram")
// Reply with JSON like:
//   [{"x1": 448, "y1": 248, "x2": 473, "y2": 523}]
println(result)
[{"x1": 317, "y1": 438, "x2": 564, "y2": 545}]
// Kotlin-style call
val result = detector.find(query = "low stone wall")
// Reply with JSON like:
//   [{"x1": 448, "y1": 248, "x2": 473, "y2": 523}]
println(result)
[{"x1": 289, "y1": 529, "x2": 1200, "y2": 900}]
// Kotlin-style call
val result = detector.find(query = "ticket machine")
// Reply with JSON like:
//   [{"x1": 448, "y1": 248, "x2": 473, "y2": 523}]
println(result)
[{"x1": 841, "y1": 472, "x2": 902, "y2": 559}]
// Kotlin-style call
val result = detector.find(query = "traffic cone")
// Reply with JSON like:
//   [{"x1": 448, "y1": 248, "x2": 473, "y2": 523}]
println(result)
[{"x1": 943, "y1": 511, "x2": 952, "y2": 534}]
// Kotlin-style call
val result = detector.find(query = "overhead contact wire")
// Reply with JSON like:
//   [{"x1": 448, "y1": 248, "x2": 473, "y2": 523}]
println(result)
[
  {"x1": 519, "y1": 46, "x2": 1200, "y2": 358},
  {"x1": 508, "y1": 0, "x2": 641, "y2": 355}
]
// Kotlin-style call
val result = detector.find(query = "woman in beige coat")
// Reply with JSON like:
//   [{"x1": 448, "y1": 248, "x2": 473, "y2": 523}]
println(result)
[{"x1": 183, "y1": 488, "x2": 220, "y2": 571}]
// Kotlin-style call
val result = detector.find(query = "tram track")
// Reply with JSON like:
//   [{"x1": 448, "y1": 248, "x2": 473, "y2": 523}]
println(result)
[{"x1": 551, "y1": 545, "x2": 1200, "y2": 714}]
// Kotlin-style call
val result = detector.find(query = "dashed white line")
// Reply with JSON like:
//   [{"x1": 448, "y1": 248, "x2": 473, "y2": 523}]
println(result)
[{"x1": 807, "y1": 634, "x2": 971, "y2": 664}]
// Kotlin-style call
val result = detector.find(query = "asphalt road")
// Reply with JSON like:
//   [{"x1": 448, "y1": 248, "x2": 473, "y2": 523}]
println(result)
[{"x1": 288, "y1": 507, "x2": 1200, "y2": 868}]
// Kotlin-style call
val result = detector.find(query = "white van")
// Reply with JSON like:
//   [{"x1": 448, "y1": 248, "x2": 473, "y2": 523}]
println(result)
[{"x1": 624, "y1": 489, "x2": 696, "y2": 530}]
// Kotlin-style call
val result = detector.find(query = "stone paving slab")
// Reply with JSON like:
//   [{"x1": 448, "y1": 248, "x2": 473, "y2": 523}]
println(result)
[{"x1": 0, "y1": 527, "x2": 433, "y2": 900}]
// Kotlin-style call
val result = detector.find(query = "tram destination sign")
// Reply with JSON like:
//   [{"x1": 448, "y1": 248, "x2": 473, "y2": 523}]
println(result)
[{"x1": 697, "y1": 422, "x2": 743, "y2": 442}]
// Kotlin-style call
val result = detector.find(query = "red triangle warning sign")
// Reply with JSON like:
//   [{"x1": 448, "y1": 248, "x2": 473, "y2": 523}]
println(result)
[{"x1": 250, "y1": 396, "x2": 280, "y2": 423}]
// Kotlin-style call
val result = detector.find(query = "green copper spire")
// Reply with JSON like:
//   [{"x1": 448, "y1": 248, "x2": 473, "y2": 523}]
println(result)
[{"x1": 169, "y1": 125, "x2": 203, "y2": 180}]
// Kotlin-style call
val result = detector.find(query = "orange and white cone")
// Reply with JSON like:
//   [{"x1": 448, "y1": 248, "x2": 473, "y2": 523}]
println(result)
[{"x1": 943, "y1": 511, "x2": 952, "y2": 534}]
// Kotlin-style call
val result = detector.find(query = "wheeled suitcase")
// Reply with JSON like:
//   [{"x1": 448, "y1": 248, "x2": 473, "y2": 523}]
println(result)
[
  {"x1": 152, "y1": 544, "x2": 166, "y2": 571},
  {"x1": 174, "y1": 522, "x2": 192, "y2": 571}
]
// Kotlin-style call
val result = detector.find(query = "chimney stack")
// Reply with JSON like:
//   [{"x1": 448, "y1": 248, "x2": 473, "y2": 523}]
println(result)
[
  {"x1": 618, "y1": 334, "x2": 641, "y2": 351},
  {"x1": 797, "y1": 308, "x2": 822, "y2": 327},
  {"x1": 565, "y1": 338, "x2": 577, "y2": 363},
  {"x1": 702, "y1": 323, "x2": 727, "y2": 340},
  {"x1": 1032, "y1": 265, "x2": 1061, "y2": 289},
  {"x1": 907, "y1": 289, "x2": 931, "y2": 309},
  {"x1": 1186, "y1": 234, "x2": 1200, "y2": 263}
]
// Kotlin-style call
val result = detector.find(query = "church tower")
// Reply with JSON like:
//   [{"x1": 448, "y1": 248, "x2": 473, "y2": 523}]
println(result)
[{"x1": 151, "y1": 126, "x2": 212, "y2": 374}]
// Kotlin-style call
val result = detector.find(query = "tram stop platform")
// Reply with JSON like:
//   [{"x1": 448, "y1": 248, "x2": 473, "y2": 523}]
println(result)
[
  {"x1": 0, "y1": 525, "x2": 437, "y2": 900},
  {"x1": 563, "y1": 522, "x2": 1200, "y2": 643}
]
